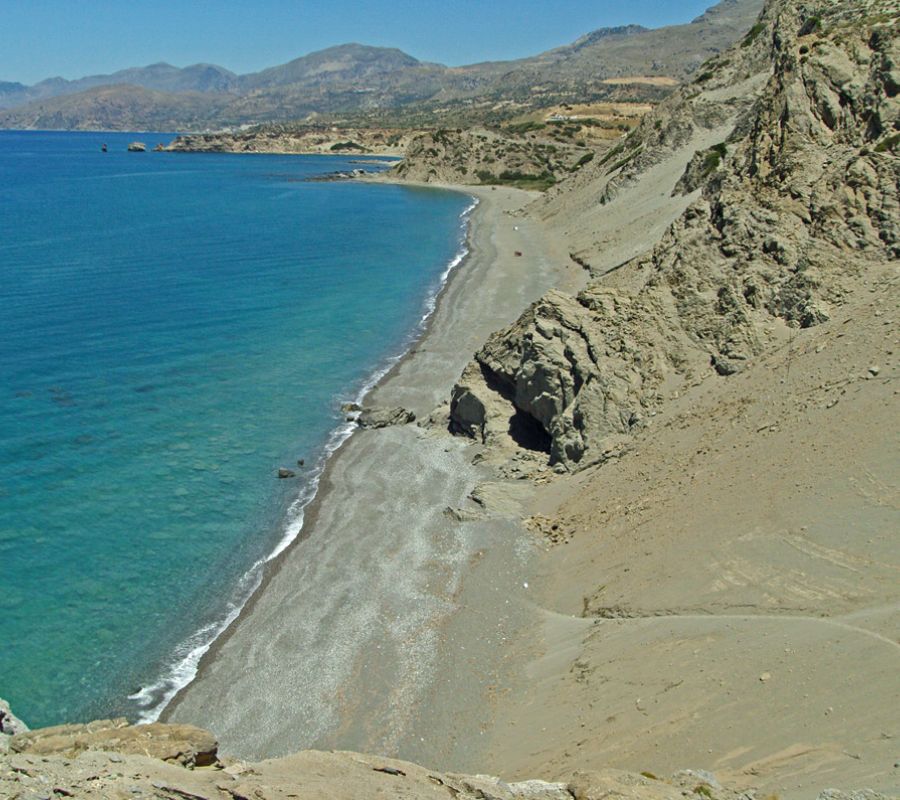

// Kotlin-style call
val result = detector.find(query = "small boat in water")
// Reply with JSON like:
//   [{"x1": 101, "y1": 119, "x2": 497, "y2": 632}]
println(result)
[{"x1": 127, "y1": 142, "x2": 146, "y2": 152}]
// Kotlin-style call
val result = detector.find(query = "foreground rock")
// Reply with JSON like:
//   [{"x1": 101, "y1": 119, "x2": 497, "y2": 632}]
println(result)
[
  {"x1": 357, "y1": 405, "x2": 416, "y2": 429},
  {"x1": 1, "y1": 712, "x2": 894, "y2": 799},
  {"x1": 0, "y1": 717, "x2": 756, "y2": 800},
  {"x1": 10, "y1": 718, "x2": 218, "y2": 767}
]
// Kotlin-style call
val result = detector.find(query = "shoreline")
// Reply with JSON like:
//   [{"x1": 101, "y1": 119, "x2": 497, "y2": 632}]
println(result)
[
  {"x1": 161, "y1": 179, "x2": 575, "y2": 762},
  {"x1": 134, "y1": 183, "x2": 479, "y2": 725}
]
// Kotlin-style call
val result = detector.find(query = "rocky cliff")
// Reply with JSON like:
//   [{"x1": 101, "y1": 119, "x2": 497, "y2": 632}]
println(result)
[
  {"x1": 165, "y1": 125, "x2": 419, "y2": 155},
  {"x1": 450, "y1": 0, "x2": 899, "y2": 469},
  {"x1": 391, "y1": 127, "x2": 594, "y2": 188}
]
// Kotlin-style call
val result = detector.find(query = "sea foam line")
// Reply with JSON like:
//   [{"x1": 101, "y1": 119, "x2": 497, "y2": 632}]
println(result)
[{"x1": 129, "y1": 194, "x2": 479, "y2": 724}]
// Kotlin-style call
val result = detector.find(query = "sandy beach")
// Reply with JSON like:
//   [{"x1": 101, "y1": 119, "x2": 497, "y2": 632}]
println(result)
[
  {"x1": 164, "y1": 165, "x2": 899, "y2": 798},
  {"x1": 165, "y1": 183, "x2": 577, "y2": 767},
  {"x1": 163, "y1": 142, "x2": 900, "y2": 800}
]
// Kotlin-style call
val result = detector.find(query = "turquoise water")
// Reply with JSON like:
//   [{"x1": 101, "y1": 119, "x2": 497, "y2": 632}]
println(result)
[{"x1": 0, "y1": 131, "x2": 473, "y2": 727}]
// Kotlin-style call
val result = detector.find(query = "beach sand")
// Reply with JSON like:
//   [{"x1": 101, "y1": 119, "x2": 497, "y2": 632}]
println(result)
[
  {"x1": 165, "y1": 184, "x2": 576, "y2": 767},
  {"x1": 479, "y1": 280, "x2": 900, "y2": 796},
  {"x1": 167, "y1": 166, "x2": 898, "y2": 798}
]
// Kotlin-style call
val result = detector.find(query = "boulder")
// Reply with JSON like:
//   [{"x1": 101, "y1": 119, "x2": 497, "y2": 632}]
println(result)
[
  {"x1": 10, "y1": 719, "x2": 218, "y2": 768},
  {"x1": 0, "y1": 697, "x2": 28, "y2": 753},
  {"x1": 357, "y1": 406, "x2": 416, "y2": 429},
  {"x1": 0, "y1": 698, "x2": 28, "y2": 736},
  {"x1": 451, "y1": 288, "x2": 675, "y2": 469},
  {"x1": 567, "y1": 769, "x2": 684, "y2": 800}
]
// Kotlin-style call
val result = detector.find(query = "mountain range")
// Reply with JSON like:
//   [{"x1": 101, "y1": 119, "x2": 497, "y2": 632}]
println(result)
[{"x1": 0, "y1": 0, "x2": 763, "y2": 131}]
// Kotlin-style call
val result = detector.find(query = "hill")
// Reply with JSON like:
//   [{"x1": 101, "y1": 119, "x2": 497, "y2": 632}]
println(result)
[
  {"x1": 0, "y1": 0, "x2": 896, "y2": 797},
  {"x1": 440, "y1": 0, "x2": 898, "y2": 792},
  {"x1": 0, "y1": 0, "x2": 764, "y2": 131}
]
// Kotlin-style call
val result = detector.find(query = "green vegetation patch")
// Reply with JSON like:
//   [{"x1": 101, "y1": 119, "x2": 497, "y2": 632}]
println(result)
[
  {"x1": 874, "y1": 133, "x2": 900, "y2": 153},
  {"x1": 742, "y1": 22, "x2": 766, "y2": 47},
  {"x1": 572, "y1": 151, "x2": 595, "y2": 169},
  {"x1": 330, "y1": 140, "x2": 365, "y2": 152},
  {"x1": 605, "y1": 144, "x2": 643, "y2": 174},
  {"x1": 505, "y1": 120, "x2": 547, "y2": 135},
  {"x1": 598, "y1": 142, "x2": 625, "y2": 167},
  {"x1": 701, "y1": 141, "x2": 728, "y2": 176},
  {"x1": 798, "y1": 15, "x2": 822, "y2": 36},
  {"x1": 476, "y1": 168, "x2": 556, "y2": 191}
]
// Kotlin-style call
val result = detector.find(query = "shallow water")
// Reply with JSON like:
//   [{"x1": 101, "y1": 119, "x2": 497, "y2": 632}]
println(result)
[{"x1": 0, "y1": 130, "x2": 471, "y2": 726}]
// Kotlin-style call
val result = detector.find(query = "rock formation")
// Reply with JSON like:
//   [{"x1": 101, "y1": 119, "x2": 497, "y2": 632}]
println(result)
[
  {"x1": 392, "y1": 127, "x2": 593, "y2": 187},
  {"x1": 165, "y1": 126, "x2": 418, "y2": 156},
  {"x1": 450, "y1": 0, "x2": 899, "y2": 469},
  {"x1": 0, "y1": 713, "x2": 785, "y2": 800},
  {"x1": 357, "y1": 405, "x2": 417, "y2": 429},
  {"x1": 10, "y1": 718, "x2": 217, "y2": 768},
  {"x1": 0, "y1": 697, "x2": 28, "y2": 754}
]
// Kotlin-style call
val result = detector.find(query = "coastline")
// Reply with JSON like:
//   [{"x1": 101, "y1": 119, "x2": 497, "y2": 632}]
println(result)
[
  {"x1": 161, "y1": 180, "x2": 576, "y2": 765},
  {"x1": 131, "y1": 183, "x2": 478, "y2": 724}
]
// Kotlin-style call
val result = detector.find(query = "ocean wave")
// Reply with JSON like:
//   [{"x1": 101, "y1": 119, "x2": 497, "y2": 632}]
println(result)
[{"x1": 128, "y1": 192, "x2": 479, "y2": 724}]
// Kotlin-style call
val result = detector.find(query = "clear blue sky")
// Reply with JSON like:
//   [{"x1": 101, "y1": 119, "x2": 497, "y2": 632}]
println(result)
[{"x1": 1, "y1": 0, "x2": 720, "y2": 84}]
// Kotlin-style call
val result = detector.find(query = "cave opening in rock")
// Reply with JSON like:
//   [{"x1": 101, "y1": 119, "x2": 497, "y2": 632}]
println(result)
[{"x1": 508, "y1": 409, "x2": 552, "y2": 454}]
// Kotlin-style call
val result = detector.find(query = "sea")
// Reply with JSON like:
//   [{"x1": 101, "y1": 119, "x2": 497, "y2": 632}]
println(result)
[{"x1": 0, "y1": 130, "x2": 474, "y2": 728}]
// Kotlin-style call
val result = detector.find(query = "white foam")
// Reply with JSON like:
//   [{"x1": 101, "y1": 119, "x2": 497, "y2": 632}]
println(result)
[{"x1": 129, "y1": 194, "x2": 479, "y2": 724}]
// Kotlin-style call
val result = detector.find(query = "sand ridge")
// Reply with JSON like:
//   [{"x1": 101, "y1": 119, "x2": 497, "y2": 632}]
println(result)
[{"x1": 482, "y1": 273, "x2": 898, "y2": 797}]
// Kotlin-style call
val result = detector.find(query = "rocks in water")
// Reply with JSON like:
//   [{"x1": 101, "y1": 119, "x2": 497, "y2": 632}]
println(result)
[
  {"x1": 277, "y1": 467, "x2": 296, "y2": 479},
  {"x1": 306, "y1": 168, "x2": 372, "y2": 182},
  {"x1": 341, "y1": 402, "x2": 362, "y2": 414},
  {"x1": 357, "y1": 406, "x2": 416, "y2": 429},
  {"x1": 0, "y1": 698, "x2": 28, "y2": 736},
  {"x1": 127, "y1": 142, "x2": 146, "y2": 152},
  {"x1": 10, "y1": 719, "x2": 218, "y2": 768},
  {"x1": 0, "y1": 698, "x2": 28, "y2": 754}
]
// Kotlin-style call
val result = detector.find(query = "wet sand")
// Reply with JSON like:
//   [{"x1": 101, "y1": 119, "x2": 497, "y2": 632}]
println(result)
[{"x1": 165, "y1": 184, "x2": 575, "y2": 767}]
